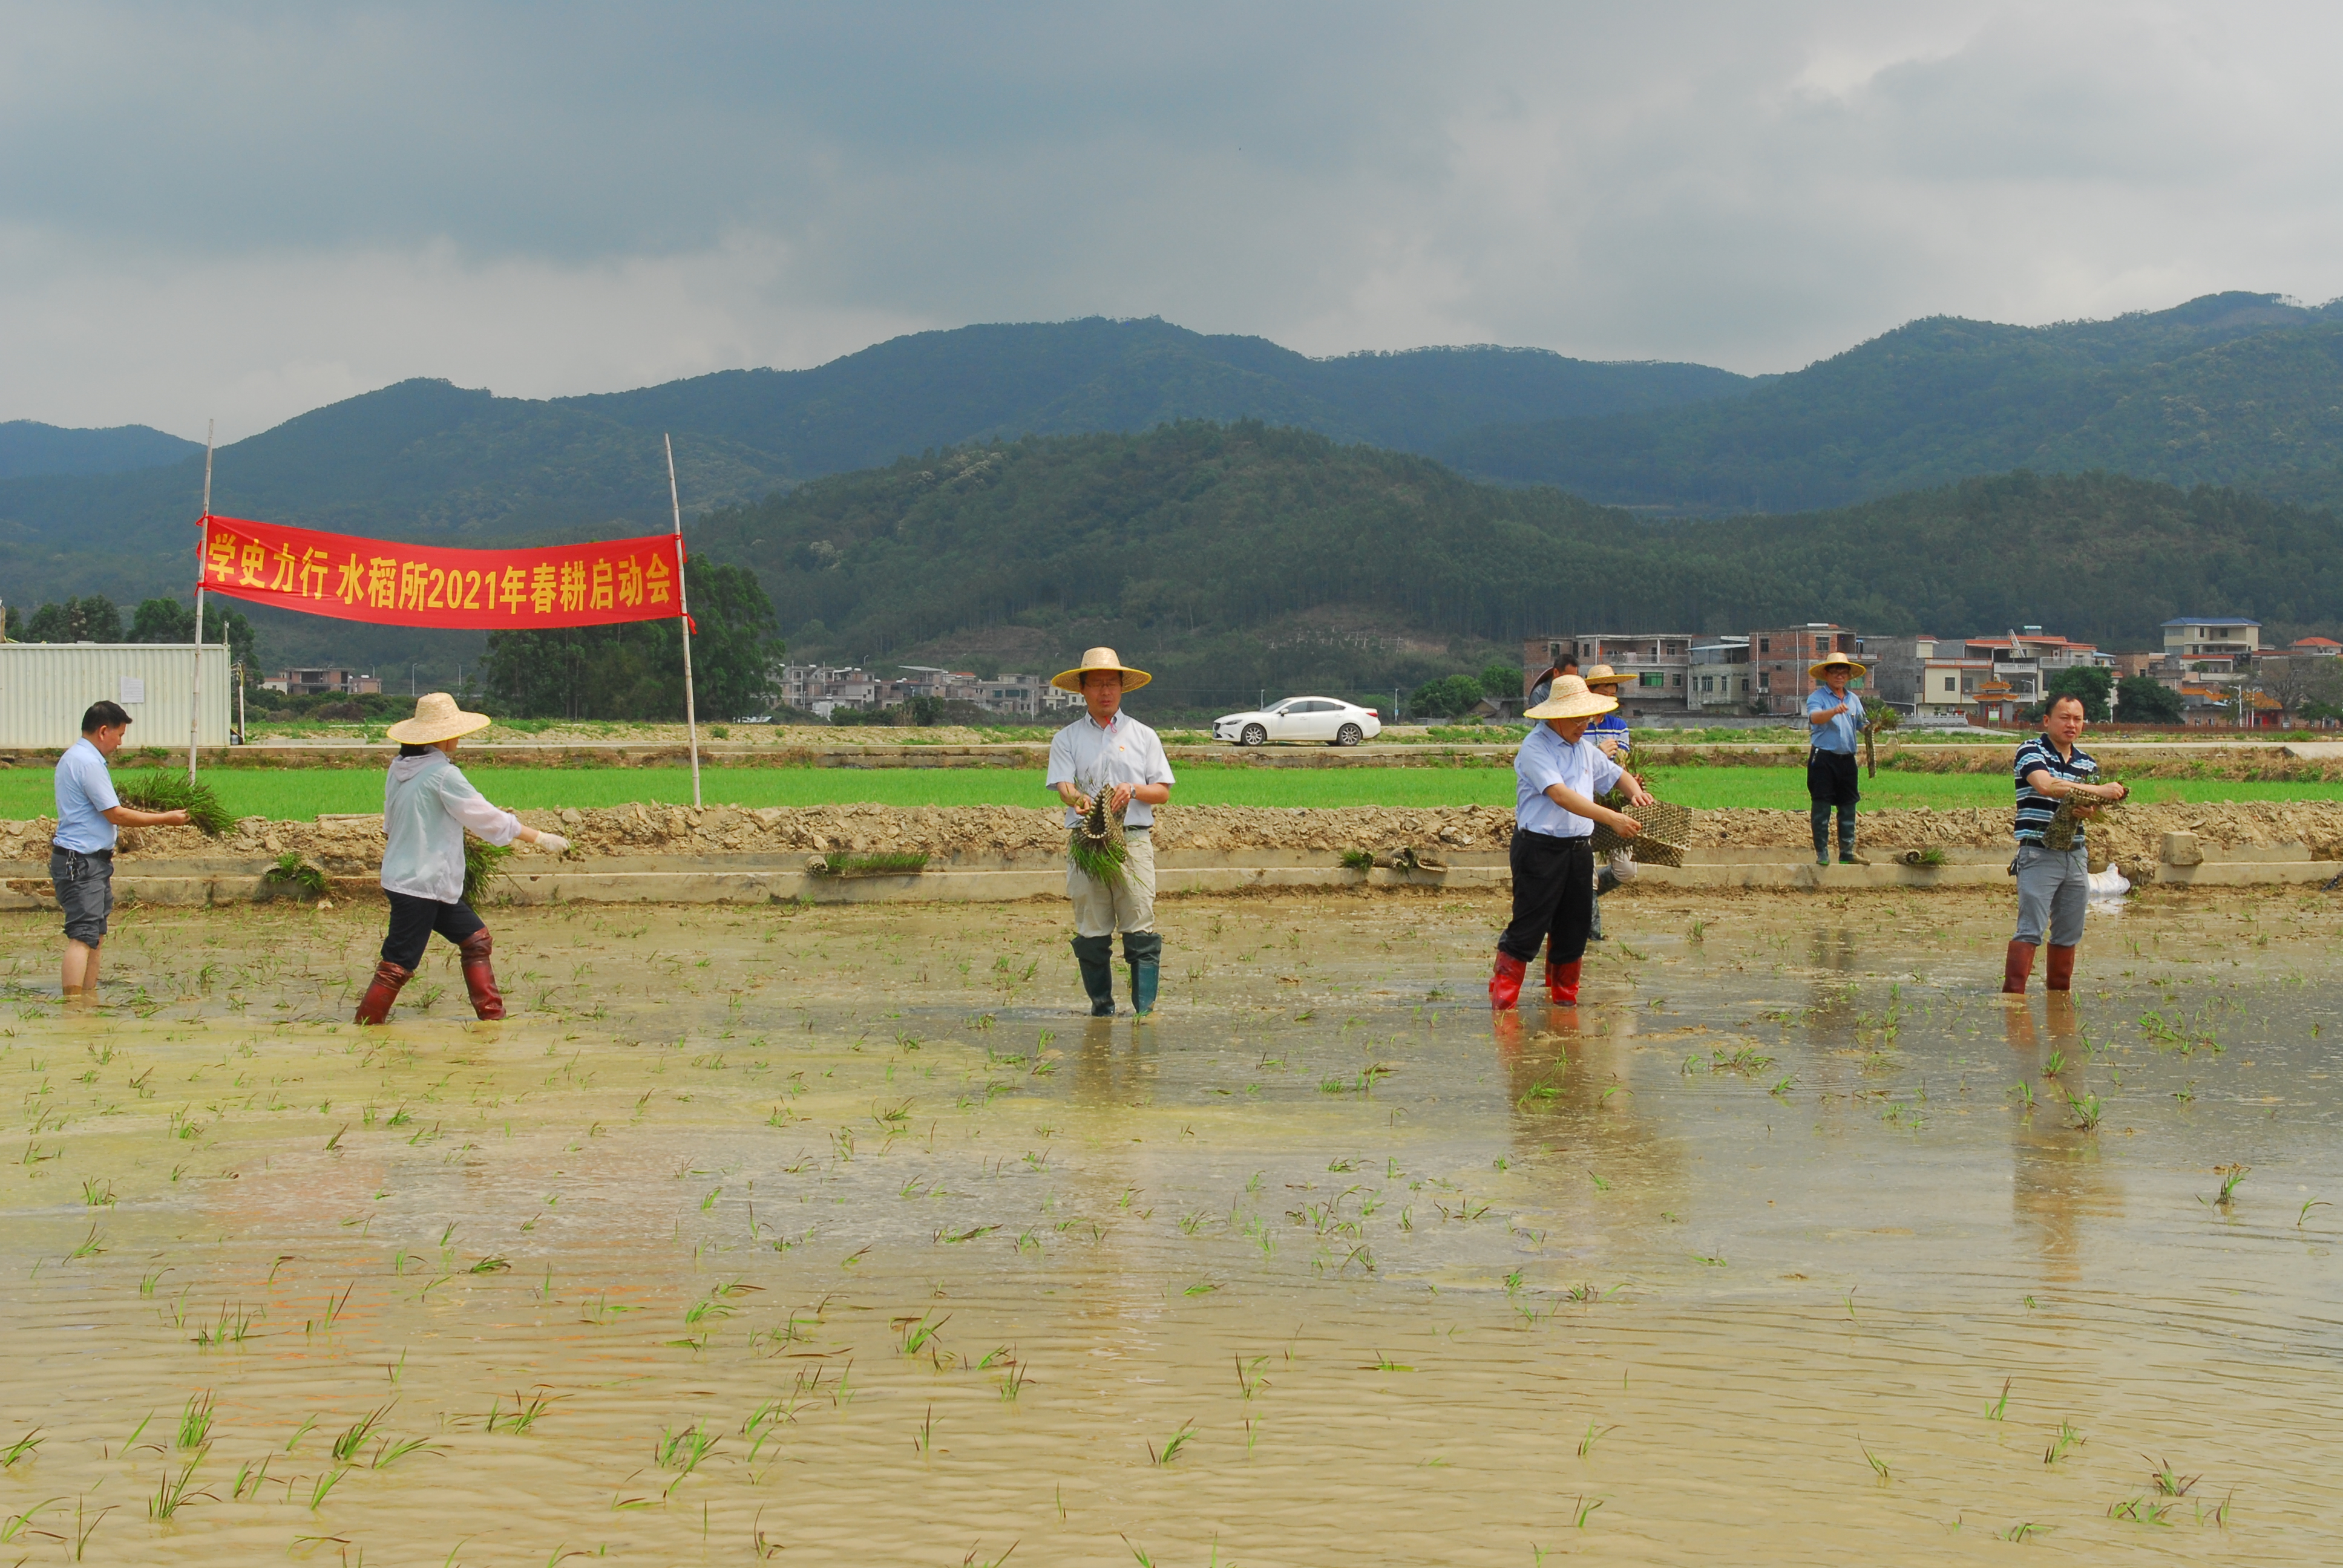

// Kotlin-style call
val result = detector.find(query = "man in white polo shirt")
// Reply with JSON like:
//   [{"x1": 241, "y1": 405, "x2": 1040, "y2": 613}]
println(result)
[
  {"x1": 1044, "y1": 647, "x2": 1175, "y2": 1017},
  {"x1": 52, "y1": 700, "x2": 191, "y2": 1001}
]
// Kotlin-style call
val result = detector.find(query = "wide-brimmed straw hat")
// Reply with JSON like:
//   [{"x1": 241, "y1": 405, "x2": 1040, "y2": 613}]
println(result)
[
  {"x1": 1582, "y1": 663, "x2": 1628, "y2": 689},
  {"x1": 1524, "y1": 674, "x2": 1619, "y2": 721},
  {"x1": 386, "y1": 691, "x2": 494, "y2": 745},
  {"x1": 1809, "y1": 653, "x2": 1866, "y2": 681},
  {"x1": 1050, "y1": 646, "x2": 1152, "y2": 693}
]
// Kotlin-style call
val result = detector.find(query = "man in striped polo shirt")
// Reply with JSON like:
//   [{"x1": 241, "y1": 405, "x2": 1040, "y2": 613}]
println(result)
[{"x1": 2002, "y1": 693, "x2": 2128, "y2": 995}]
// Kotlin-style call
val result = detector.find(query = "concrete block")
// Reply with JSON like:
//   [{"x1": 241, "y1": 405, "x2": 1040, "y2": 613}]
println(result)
[{"x1": 2160, "y1": 832, "x2": 2204, "y2": 867}]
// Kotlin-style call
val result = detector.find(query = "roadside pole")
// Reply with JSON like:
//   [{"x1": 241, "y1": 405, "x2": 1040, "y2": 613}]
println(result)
[
  {"x1": 666, "y1": 434, "x2": 702, "y2": 808},
  {"x1": 189, "y1": 420, "x2": 213, "y2": 781}
]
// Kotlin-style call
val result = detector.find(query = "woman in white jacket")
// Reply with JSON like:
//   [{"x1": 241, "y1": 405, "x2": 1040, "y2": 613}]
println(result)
[{"x1": 355, "y1": 693, "x2": 569, "y2": 1024}]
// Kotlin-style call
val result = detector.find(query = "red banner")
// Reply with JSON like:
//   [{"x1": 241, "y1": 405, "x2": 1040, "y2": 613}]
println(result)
[{"x1": 195, "y1": 514, "x2": 687, "y2": 630}]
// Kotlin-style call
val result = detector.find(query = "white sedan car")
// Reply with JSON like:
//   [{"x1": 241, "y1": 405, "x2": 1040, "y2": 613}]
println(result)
[{"x1": 1213, "y1": 696, "x2": 1383, "y2": 746}]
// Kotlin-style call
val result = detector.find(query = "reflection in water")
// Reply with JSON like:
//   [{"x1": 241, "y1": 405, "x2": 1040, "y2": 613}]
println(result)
[{"x1": 0, "y1": 890, "x2": 2337, "y2": 1564}]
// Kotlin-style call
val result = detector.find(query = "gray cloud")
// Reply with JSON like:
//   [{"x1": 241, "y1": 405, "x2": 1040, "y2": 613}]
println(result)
[{"x1": 3, "y1": 1, "x2": 2339, "y2": 439}]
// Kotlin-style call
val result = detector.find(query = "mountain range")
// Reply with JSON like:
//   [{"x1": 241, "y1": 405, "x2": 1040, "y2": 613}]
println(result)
[{"x1": 2, "y1": 293, "x2": 2339, "y2": 685}]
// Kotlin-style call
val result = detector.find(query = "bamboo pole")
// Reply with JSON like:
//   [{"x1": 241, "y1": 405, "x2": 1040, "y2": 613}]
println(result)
[
  {"x1": 189, "y1": 420, "x2": 213, "y2": 781},
  {"x1": 666, "y1": 434, "x2": 701, "y2": 808}
]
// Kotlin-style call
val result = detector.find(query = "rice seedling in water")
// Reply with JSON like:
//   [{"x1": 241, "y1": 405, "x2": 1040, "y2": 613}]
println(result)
[
  {"x1": 2299, "y1": 1198, "x2": 2331, "y2": 1227},
  {"x1": 2109, "y1": 1495, "x2": 2175, "y2": 1526},
  {"x1": 913, "y1": 1405, "x2": 936, "y2": 1454},
  {"x1": 0, "y1": 1500, "x2": 62, "y2": 1545},
  {"x1": 1577, "y1": 1422, "x2": 1616, "y2": 1457},
  {"x1": 175, "y1": 1393, "x2": 214, "y2": 1451},
  {"x1": 1858, "y1": 1436, "x2": 1891, "y2": 1481},
  {"x1": 2043, "y1": 1420, "x2": 2084, "y2": 1465},
  {"x1": 148, "y1": 1457, "x2": 211, "y2": 1520},
  {"x1": 2002, "y1": 1522, "x2": 2046, "y2": 1541},
  {"x1": 1985, "y1": 1379, "x2": 2011, "y2": 1421},
  {"x1": 2064, "y1": 1090, "x2": 2104, "y2": 1131},
  {"x1": 2214, "y1": 1165, "x2": 2250, "y2": 1206},
  {"x1": 330, "y1": 1406, "x2": 390, "y2": 1464},
  {"x1": 0, "y1": 1429, "x2": 42, "y2": 1468},
  {"x1": 489, "y1": 1388, "x2": 561, "y2": 1436},
  {"x1": 229, "y1": 1454, "x2": 270, "y2": 1500},
  {"x1": 1572, "y1": 1497, "x2": 1603, "y2": 1528},
  {"x1": 1147, "y1": 1419, "x2": 1199, "y2": 1466},
  {"x1": 656, "y1": 1422, "x2": 718, "y2": 1476},
  {"x1": 2145, "y1": 1456, "x2": 2200, "y2": 1497},
  {"x1": 306, "y1": 1468, "x2": 345, "y2": 1511}
]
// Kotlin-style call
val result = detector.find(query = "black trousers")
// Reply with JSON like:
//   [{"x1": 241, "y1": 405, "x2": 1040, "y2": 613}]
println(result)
[
  {"x1": 382, "y1": 890, "x2": 486, "y2": 970},
  {"x1": 1499, "y1": 831, "x2": 1594, "y2": 965}
]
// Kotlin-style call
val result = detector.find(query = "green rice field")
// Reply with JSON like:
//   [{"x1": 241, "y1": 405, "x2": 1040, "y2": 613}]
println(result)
[{"x1": 5, "y1": 764, "x2": 2341, "y2": 822}]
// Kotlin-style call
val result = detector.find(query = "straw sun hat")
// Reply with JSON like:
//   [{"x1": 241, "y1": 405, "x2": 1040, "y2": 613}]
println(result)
[
  {"x1": 1523, "y1": 674, "x2": 1619, "y2": 721},
  {"x1": 1581, "y1": 663, "x2": 1628, "y2": 689},
  {"x1": 385, "y1": 691, "x2": 494, "y2": 745},
  {"x1": 1808, "y1": 653, "x2": 1866, "y2": 681},
  {"x1": 1050, "y1": 646, "x2": 1152, "y2": 693}
]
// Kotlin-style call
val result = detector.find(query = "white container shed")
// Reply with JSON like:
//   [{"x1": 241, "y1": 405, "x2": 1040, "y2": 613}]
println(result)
[{"x1": 0, "y1": 643, "x2": 231, "y2": 748}]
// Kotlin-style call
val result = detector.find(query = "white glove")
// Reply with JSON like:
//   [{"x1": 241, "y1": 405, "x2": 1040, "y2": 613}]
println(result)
[{"x1": 532, "y1": 832, "x2": 571, "y2": 855}]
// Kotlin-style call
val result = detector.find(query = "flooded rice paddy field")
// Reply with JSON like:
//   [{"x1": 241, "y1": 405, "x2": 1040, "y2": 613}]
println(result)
[{"x1": 0, "y1": 885, "x2": 2338, "y2": 1565}]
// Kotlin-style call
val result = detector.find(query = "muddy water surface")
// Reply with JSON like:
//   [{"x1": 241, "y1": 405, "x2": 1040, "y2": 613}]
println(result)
[{"x1": 1, "y1": 886, "x2": 2338, "y2": 1565}]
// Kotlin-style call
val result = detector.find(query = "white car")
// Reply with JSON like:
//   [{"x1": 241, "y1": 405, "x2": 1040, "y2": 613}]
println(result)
[{"x1": 1213, "y1": 696, "x2": 1383, "y2": 746}]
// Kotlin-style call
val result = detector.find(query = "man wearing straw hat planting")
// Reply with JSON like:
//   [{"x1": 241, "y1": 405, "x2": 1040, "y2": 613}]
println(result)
[
  {"x1": 1804, "y1": 653, "x2": 1869, "y2": 866},
  {"x1": 353, "y1": 693, "x2": 572, "y2": 1025},
  {"x1": 1492, "y1": 675, "x2": 1654, "y2": 1009},
  {"x1": 1045, "y1": 648, "x2": 1175, "y2": 1018}
]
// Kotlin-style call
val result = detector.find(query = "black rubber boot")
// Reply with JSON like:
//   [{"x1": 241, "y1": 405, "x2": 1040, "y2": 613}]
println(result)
[
  {"x1": 1123, "y1": 930, "x2": 1163, "y2": 1018},
  {"x1": 1810, "y1": 805, "x2": 1832, "y2": 866},
  {"x1": 1072, "y1": 935, "x2": 1116, "y2": 1016},
  {"x1": 1838, "y1": 810, "x2": 1864, "y2": 865}
]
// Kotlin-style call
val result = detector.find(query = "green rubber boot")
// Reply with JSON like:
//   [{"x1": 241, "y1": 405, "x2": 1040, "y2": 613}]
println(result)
[
  {"x1": 1124, "y1": 931, "x2": 1163, "y2": 1018},
  {"x1": 1072, "y1": 935, "x2": 1116, "y2": 1016}
]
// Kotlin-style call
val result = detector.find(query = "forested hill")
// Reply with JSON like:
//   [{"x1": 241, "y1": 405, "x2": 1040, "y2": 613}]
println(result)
[
  {"x1": 0, "y1": 319, "x2": 1743, "y2": 610},
  {"x1": 694, "y1": 421, "x2": 2343, "y2": 710},
  {"x1": 0, "y1": 420, "x2": 200, "y2": 480},
  {"x1": 1444, "y1": 292, "x2": 2343, "y2": 515}
]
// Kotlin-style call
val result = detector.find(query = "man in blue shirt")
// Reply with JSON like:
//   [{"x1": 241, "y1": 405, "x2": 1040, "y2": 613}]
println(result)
[
  {"x1": 2002, "y1": 692, "x2": 2127, "y2": 995},
  {"x1": 1493, "y1": 676, "x2": 1654, "y2": 1009},
  {"x1": 52, "y1": 701, "x2": 189, "y2": 1001},
  {"x1": 1804, "y1": 655, "x2": 1867, "y2": 866}
]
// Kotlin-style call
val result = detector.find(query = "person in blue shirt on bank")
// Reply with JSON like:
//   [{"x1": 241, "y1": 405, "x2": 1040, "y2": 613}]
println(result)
[
  {"x1": 1491, "y1": 676, "x2": 1654, "y2": 1010},
  {"x1": 51, "y1": 700, "x2": 191, "y2": 1001},
  {"x1": 1804, "y1": 653, "x2": 1868, "y2": 866}
]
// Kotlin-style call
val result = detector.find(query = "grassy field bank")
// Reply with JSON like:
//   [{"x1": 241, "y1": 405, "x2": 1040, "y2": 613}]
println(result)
[{"x1": 6, "y1": 765, "x2": 2342, "y2": 823}]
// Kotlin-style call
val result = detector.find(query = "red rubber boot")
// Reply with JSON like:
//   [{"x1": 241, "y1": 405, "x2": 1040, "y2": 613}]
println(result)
[
  {"x1": 1489, "y1": 952, "x2": 1527, "y2": 1010},
  {"x1": 1545, "y1": 958, "x2": 1582, "y2": 1006},
  {"x1": 458, "y1": 930, "x2": 506, "y2": 1020},
  {"x1": 355, "y1": 961, "x2": 413, "y2": 1025},
  {"x1": 2001, "y1": 941, "x2": 2036, "y2": 996},
  {"x1": 2045, "y1": 945, "x2": 2077, "y2": 992}
]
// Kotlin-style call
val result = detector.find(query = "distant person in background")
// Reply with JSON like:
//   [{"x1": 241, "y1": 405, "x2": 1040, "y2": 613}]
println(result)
[
  {"x1": 1524, "y1": 652, "x2": 1579, "y2": 711},
  {"x1": 1804, "y1": 654, "x2": 1867, "y2": 866},
  {"x1": 52, "y1": 701, "x2": 190, "y2": 1001},
  {"x1": 1492, "y1": 676, "x2": 1654, "y2": 1010},
  {"x1": 2002, "y1": 692, "x2": 2127, "y2": 995},
  {"x1": 355, "y1": 693, "x2": 569, "y2": 1024},
  {"x1": 1046, "y1": 648, "x2": 1175, "y2": 1018},
  {"x1": 1579, "y1": 665, "x2": 1644, "y2": 940}
]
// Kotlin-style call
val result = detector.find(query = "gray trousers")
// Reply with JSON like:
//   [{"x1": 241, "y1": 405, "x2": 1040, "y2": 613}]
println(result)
[{"x1": 2013, "y1": 844, "x2": 2088, "y2": 947}]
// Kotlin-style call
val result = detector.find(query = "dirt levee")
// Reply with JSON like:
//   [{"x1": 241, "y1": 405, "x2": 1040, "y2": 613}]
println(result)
[{"x1": 7, "y1": 799, "x2": 2341, "y2": 878}]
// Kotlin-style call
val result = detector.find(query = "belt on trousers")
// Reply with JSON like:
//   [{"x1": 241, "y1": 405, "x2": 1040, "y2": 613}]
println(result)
[
  {"x1": 57, "y1": 847, "x2": 113, "y2": 861},
  {"x1": 1516, "y1": 829, "x2": 1591, "y2": 846}
]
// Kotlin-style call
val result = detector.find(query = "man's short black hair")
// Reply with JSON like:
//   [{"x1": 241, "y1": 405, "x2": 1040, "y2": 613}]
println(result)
[
  {"x1": 80, "y1": 701, "x2": 131, "y2": 733},
  {"x1": 2046, "y1": 692, "x2": 2088, "y2": 717}
]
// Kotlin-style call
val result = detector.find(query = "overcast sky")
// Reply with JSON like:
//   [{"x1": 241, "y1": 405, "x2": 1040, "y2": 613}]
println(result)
[{"x1": 6, "y1": 1, "x2": 2339, "y2": 440}]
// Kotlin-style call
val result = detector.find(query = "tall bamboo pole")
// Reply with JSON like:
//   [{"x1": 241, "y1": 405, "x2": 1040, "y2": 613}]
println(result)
[
  {"x1": 189, "y1": 420, "x2": 213, "y2": 780},
  {"x1": 666, "y1": 434, "x2": 701, "y2": 808}
]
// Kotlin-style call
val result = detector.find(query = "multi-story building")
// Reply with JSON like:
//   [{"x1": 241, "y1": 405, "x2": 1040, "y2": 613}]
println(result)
[
  {"x1": 1748, "y1": 624, "x2": 1863, "y2": 716},
  {"x1": 1518, "y1": 632, "x2": 1693, "y2": 717},
  {"x1": 261, "y1": 667, "x2": 381, "y2": 696},
  {"x1": 1863, "y1": 636, "x2": 1994, "y2": 717},
  {"x1": 2163, "y1": 616, "x2": 2261, "y2": 676},
  {"x1": 1686, "y1": 638, "x2": 1752, "y2": 713},
  {"x1": 2288, "y1": 637, "x2": 2341, "y2": 658}
]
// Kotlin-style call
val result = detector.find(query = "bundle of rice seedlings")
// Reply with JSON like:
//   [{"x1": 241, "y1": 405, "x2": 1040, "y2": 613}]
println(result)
[
  {"x1": 811, "y1": 851, "x2": 929, "y2": 878},
  {"x1": 1861, "y1": 701, "x2": 1901, "y2": 779},
  {"x1": 261, "y1": 851, "x2": 329, "y2": 900},
  {"x1": 1591, "y1": 786, "x2": 1691, "y2": 868},
  {"x1": 463, "y1": 840, "x2": 514, "y2": 907},
  {"x1": 1068, "y1": 791, "x2": 1127, "y2": 887},
  {"x1": 117, "y1": 770, "x2": 232, "y2": 836}
]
